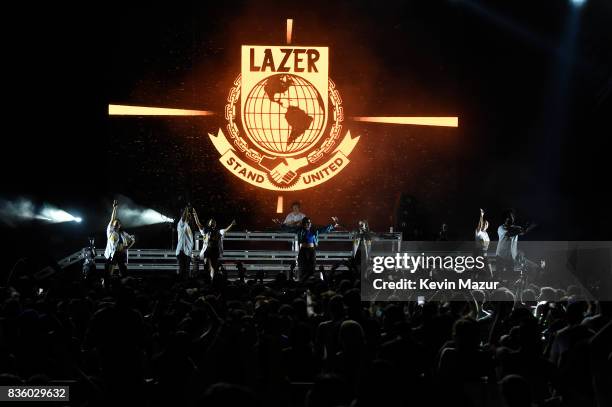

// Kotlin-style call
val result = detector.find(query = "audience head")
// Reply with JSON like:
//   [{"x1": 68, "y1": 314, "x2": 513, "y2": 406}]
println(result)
[
  {"x1": 453, "y1": 317, "x2": 480, "y2": 351},
  {"x1": 566, "y1": 301, "x2": 586, "y2": 325},
  {"x1": 339, "y1": 320, "x2": 365, "y2": 353},
  {"x1": 328, "y1": 294, "x2": 345, "y2": 320},
  {"x1": 499, "y1": 375, "x2": 532, "y2": 407}
]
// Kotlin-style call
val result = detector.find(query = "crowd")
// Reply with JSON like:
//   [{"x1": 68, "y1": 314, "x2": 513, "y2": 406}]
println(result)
[{"x1": 0, "y1": 266, "x2": 610, "y2": 407}]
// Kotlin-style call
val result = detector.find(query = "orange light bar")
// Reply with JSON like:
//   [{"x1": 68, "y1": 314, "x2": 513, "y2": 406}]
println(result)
[
  {"x1": 352, "y1": 116, "x2": 458, "y2": 127},
  {"x1": 276, "y1": 196, "x2": 284, "y2": 214},
  {"x1": 286, "y1": 19, "x2": 293, "y2": 44},
  {"x1": 108, "y1": 104, "x2": 214, "y2": 116}
]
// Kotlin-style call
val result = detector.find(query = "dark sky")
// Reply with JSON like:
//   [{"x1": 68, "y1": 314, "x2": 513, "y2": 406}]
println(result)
[{"x1": 2, "y1": 0, "x2": 611, "y2": 270}]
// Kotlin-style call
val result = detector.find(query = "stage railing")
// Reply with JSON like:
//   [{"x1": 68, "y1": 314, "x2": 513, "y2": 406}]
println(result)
[{"x1": 57, "y1": 230, "x2": 403, "y2": 274}]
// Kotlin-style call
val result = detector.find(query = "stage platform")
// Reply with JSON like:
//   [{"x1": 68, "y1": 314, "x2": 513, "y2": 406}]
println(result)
[{"x1": 57, "y1": 230, "x2": 403, "y2": 276}]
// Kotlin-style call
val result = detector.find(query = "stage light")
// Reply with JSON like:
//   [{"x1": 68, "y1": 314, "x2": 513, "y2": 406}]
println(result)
[
  {"x1": 570, "y1": 0, "x2": 586, "y2": 7},
  {"x1": 352, "y1": 116, "x2": 459, "y2": 127},
  {"x1": 286, "y1": 19, "x2": 293, "y2": 44},
  {"x1": 119, "y1": 207, "x2": 174, "y2": 226},
  {"x1": 37, "y1": 206, "x2": 83, "y2": 223},
  {"x1": 276, "y1": 196, "x2": 284, "y2": 214},
  {"x1": 115, "y1": 195, "x2": 174, "y2": 227},
  {"x1": 139, "y1": 209, "x2": 174, "y2": 224},
  {"x1": 108, "y1": 104, "x2": 214, "y2": 116},
  {"x1": 0, "y1": 199, "x2": 83, "y2": 226}
]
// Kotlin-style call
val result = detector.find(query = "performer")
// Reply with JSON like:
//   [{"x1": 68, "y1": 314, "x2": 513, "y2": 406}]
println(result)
[
  {"x1": 176, "y1": 205, "x2": 194, "y2": 279},
  {"x1": 273, "y1": 201, "x2": 306, "y2": 229},
  {"x1": 436, "y1": 223, "x2": 449, "y2": 241},
  {"x1": 495, "y1": 209, "x2": 534, "y2": 280},
  {"x1": 104, "y1": 200, "x2": 135, "y2": 281},
  {"x1": 295, "y1": 216, "x2": 339, "y2": 281},
  {"x1": 475, "y1": 208, "x2": 492, "y2": 278},
  {"x1": 82, "y1": 236, "x2": 97, "y2": 281},
  {"x1": 352, "y1": 220, "x2": 373, "y2": 271},
  {"x1": 475, "y1": 208, "x2": 490, "y2": 252},
  {"x1": 193, "y1": 208, "x2": 236, "y2": 280}
]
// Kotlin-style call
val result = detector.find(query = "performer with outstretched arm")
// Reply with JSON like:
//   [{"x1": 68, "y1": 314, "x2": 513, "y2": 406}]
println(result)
[
  {"x1": 104, "y1": 200, "x2": 135, "y2": 282},
  {"x1": 294, "y1": 216, "x2": 339, "y2": 281},
  {"x1": 475, "y1": 208, "x2": 490, "y2": 250},
  {"x1": 193, "y1": 208, "x2": 236, "y2": 280},
  {"x1": 475, "y1": 208, "x2": 492, "y2": 278},
  {"x1": 176, "y1": 205, "x2": 194, "y2": 280}
]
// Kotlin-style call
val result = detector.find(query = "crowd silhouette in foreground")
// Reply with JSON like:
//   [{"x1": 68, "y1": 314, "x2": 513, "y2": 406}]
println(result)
[{"x1": 0, "y1": 269, "x2": 610, "y2": 407}]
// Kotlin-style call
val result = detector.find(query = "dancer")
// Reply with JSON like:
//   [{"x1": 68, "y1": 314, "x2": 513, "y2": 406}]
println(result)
[
  {"x1": 475, "y1": 208, "x2": 490, "y2": 251},
  {"x1": 352, "y1": 220, "x2": 373, "y2": 271},
  {"x1": 295, "y1": 216, "x2": 339, "y2": 281},
  {"x1": 496, "y1": 209, "x2": 535, "y2": 280},
  {"x1": 475, "y1": 208, "x2": 492, "y2": 278},
  {"x1": 176, "y1": 205, "x2": 194, "y2": 279},
  {"x1": 436, "y1": 223, "x2": 449, "y2": 241},
  {"x1": 193, "y1": 208, "x2": 236, "y2": 280},
  {"x1": 104, "y1": 200, "x2": 135, "y2": 281},
  {"x1": 82, "y1": 236, "x2": 97, "y2": 281}
]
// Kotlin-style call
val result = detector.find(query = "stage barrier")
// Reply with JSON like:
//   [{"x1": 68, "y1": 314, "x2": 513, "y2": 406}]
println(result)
[{"x1": 57, "y1": 231, "x2": 403, "y2": 275}]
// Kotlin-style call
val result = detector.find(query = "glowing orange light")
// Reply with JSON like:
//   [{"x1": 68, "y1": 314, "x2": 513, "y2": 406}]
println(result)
[
  {"x1": 109, "y1": 19, "x2": 460, "y2": 193},
  {"x1": 276, "y1": 196, "x2": 284, "y2": 214},
  {"x1": 352, "y1": 116, "x2": 458, "y2": 127},
  {"x1": 108, "y1": 104, "x2": 214, "y2": 116},
  {"x1": 286, "y1": 19, "x2": 293, "y2": 44}
]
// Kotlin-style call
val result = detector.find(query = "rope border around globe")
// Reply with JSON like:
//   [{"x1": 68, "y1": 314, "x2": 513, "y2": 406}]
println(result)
[{"x1": 224, "y1": 74, "x2": 344, "y2": 189}]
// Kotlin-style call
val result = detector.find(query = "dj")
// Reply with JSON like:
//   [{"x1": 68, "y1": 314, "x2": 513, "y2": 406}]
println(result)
[{"x1": 273, "y1": 201, "x2": 306, "y2": 229}]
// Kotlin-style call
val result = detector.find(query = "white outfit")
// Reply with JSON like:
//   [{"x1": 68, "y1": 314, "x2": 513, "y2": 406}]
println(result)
[
  {"x1": 176, "y1": 218, "x2": 194, "y2": 256},
  {"x1": 496, "y1": 225, "x2": 518, "y2": 260},
  {"x1": 284, "y1": 211, "x2": 306, "y2": 226},
  {"x1": 475, "y1": 230, "x2": 490, "y2": 251},
  {"x1": 104, "y1": 222, "x2": 135, "y2": 259}
]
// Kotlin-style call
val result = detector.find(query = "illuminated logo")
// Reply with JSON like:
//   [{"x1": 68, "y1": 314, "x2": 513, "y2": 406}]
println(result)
[
  {"x1": 108, "y1": 19, "x2": 459, "y2": 196},
  {"x1": 209, "y1": 45, "x2": 359, "y2": 190}
]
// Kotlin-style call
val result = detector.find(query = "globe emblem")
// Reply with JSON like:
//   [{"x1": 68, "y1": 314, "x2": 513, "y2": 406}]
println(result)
[{"x1": 242, "y1": 74, "x2": 326, "y2": 156}]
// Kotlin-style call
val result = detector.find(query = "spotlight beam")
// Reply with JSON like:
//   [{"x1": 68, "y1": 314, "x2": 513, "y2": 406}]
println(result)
[
  {"x1": 351, "y1": 116, "x2": 458, "y2": 127},
  {"x1": 108, "y1": 104, "x2": 214, "y2": 116}
]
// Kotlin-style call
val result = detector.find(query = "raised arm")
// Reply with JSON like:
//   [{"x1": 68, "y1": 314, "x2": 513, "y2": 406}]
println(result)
[
  {"x1": 476, "y1": 208, "x2": 485, "y2": 233},
  {"x1": 317, "y1": 217, "x2": 339, "y2": 233},
  {"x1": 224, "y1": 219, "x2": 237, "y2": 233},
  {"x1": 110, "y1": 200, "x2": 118, "y2": 225},
  {"x1": 192, "y1": 208, "x2": 203, "y2": 231}
]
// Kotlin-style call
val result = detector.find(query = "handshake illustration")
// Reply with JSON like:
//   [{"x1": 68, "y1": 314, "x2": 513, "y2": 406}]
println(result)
[{"x1": 268, "y1": 157, "x2": 309, "y2": 184}]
